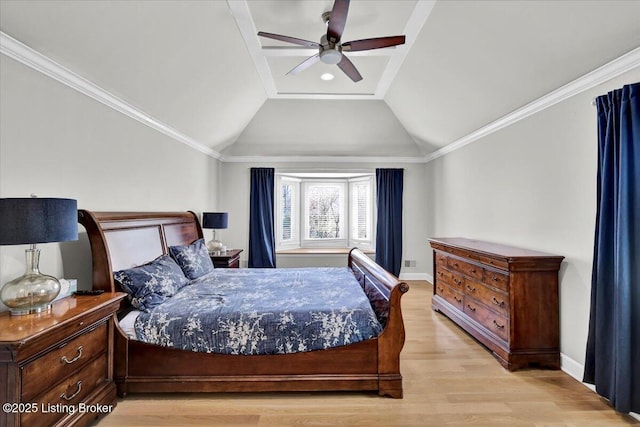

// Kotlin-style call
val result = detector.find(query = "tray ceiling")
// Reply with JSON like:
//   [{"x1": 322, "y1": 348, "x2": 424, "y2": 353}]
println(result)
[
  {"x1": 231, "y1": 1, "x2": 430, "y2": 100},
  {"x1": 1, "y1": 1, "x2": 639, "y2": 160}
]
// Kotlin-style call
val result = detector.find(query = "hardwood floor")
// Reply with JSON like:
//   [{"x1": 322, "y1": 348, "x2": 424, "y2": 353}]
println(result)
[{"x1": 95, "y1": 281, "x2": 637, "y2": 426}]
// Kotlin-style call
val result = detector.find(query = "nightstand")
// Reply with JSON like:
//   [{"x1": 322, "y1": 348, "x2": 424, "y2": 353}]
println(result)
[
  {"x1": 0, "y1": 292, "x2": 126, "y2": 427},
  {"x1": 210, "y1": 249, "x2": 243, "y2": 268}
]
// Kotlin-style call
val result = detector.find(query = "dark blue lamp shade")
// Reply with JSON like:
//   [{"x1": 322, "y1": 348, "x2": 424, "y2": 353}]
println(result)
[
  {"x1": 202, "y1": 212, "x2": 228, "y2": 230},
  {"x1": 0, "y1": 198, "x2": 78, "y2": 245}
]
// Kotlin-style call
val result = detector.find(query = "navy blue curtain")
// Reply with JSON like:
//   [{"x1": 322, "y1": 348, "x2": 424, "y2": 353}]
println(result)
[
  {"x1": 248, "y1": 168, "x2": 276, "y2": 268},
  {"x1": 584, "y1": 82, "x2": 639, "y2": 414},
  {"x1": 375, "y1": 168, "x2": 403, "y2": 277}
]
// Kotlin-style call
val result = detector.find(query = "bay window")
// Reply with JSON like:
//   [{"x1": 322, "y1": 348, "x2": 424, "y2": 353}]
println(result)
[{"x1": 276, "y1": 173, "x2": 375, "y2": 250}]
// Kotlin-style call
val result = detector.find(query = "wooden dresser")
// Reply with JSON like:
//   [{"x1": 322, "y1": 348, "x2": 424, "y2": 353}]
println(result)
[
  {"x1": 0, "y1": 292, "x2": 126, "y2": 427},
  {"x1": 429, "y1": 238, "x2": 564, "y2": 371}
]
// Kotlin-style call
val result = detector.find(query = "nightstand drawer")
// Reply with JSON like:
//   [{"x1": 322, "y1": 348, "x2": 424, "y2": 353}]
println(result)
[
  {"x1": 22, "y1": 321, "x2": 108, "y2": 401},
  {"x1": 21, "y1": 354, "x2": 108, "y2": 427},
  {"x1": 210, "y1": 249, "x2": 243, "y2": 268}
]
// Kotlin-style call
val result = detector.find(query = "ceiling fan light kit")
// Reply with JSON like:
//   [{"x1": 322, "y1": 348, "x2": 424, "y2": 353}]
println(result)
[
  {"x1": 257, "y1": 0, "x2": 406, "y2": 82},
  {"x1": 320, "y1": 47, "x2": 342, "y2": 65}
]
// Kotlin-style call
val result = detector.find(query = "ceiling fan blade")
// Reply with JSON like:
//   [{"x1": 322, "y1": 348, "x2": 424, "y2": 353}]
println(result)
[
  {"x1": 327, "y1": 0, "x2": 350, "y2": 43},
  {"x1": 337, "y1": 55, "x2": 362, "y2": 82},
  {"x1": 287, "y1": 53, "x2": 321, "y2": 75},
  {"x1": 257, "y1": 31, "x2": 320, "y2": 48},
  {"x1": 342, "y1": 36, "x2": 406, "y2": 52}
]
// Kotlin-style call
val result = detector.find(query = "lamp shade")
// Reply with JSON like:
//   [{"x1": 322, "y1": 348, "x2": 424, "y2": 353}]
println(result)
[
  {"x1": 0, "y1": 198, "x2": 78, "y2": 245},
  {"x1": 202, "y1": 212, "x2": 228, "y2": 229}
]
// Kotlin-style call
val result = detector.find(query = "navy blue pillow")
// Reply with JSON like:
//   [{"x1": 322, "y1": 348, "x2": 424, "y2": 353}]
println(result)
[
  {"x1": 169, "y1": 238, "x2": 215, "y2": 280},
  {"x1": 114, "y1": 254, "x2": 189, "y2": 311}
]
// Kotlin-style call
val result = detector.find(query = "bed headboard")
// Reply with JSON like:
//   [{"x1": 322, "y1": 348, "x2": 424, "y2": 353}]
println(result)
[{"x1": 78, "y1": 210, "x2": 204, "y2": 292}]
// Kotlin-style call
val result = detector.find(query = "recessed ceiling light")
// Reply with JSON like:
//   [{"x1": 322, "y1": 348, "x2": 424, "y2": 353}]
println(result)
[{"x1": 320, "y1": 73, "x2": 335, "y2": 81}]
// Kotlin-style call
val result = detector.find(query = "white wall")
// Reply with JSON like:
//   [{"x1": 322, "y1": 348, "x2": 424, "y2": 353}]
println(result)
[
  {"x1": 423, "y1": 68, "x2": 640, "y2": 368},
  {"x1": 0, "y1": 56, "x2": 220, "y2": 301},
  {"x1": 219, "y1": 161, "x2": 428, "y2": 278}
]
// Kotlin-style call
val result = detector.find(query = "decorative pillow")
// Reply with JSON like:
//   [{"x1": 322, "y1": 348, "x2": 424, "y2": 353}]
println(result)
[
  {"x1": 114, "y1": 254, "x2": 189, "y2": 312},
  {"x1": 168, "y1": 238, "x2": 215, "y2": 280}
]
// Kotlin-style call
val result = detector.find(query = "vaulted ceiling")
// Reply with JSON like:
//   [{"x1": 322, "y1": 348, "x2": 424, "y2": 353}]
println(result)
[{"x1": 1, "y1": 1, "x2": 639, "y2": 161}]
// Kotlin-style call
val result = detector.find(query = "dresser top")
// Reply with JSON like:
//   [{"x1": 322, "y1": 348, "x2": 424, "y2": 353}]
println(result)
[
  {"x1": 0, "y1": 292, "x2": 126, "y2": 343},
  {"x1": 429, "y1": 237, "x2": 564, "y2": 261}
]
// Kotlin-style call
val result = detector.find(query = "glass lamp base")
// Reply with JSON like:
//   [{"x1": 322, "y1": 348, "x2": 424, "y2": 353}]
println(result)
[
  {"x1": 0, "y1": 248, "x2": 61, "y2": 316},
  {"x1": 207, "y1": 239, "x2": 224, "y2": 254},
  {"x1": 9, "y1": 303, "x2": 53, "y2": 316}
]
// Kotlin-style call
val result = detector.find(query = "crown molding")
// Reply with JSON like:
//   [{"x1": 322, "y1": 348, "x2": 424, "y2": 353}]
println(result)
[
  {"x1": 220, "y1": 154, "x2": 426, "y2": 164},
  {"x1": 423, "y1": 46, "x2": 640, "y2": 163},
  {"x1": 0, "y1": 31, "x2": 222, "y2": 160},
  {"x1": 3, "y1": 28, "x2": 638, "y2": 166}
]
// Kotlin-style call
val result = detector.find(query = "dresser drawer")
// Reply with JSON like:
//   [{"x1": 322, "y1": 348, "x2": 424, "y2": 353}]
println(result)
[
  {"x1": 464, "y1": 298, "x2": 509, "y2": 342},
  {"x1": 447, "y1": 257, "x2": 483, "y2": 280},
  {"x1": 437, "y1": 268, "x2": 465, "y2": 291},
  {"x1": 463, "y1": 280, "x2": 509, "y2": 317},
  {"x1": 22, "y1": 321, "x2": 108, "y2": 401},
  {"x1": 435, "y1": 252, "x2": 448, "y2": 267},
  {"x1": 435, "y1": 283, "x2": 463, "y2": 310},
  {"x1": 21, "y1": 354, "x2": 108, "y2": 427},
  {"x1": 483, "y1": 270, "x2": 509, "y2": 292}
]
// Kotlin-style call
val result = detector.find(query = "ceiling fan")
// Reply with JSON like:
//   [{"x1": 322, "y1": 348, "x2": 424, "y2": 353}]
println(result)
[{"x1": 257, "y1": 0, "x2": 406, "y2": 82}]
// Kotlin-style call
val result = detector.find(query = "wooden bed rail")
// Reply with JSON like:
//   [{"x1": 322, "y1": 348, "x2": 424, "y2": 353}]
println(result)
[{"x1": 348, "y1": 248, "x2": 409, "y2": 397}]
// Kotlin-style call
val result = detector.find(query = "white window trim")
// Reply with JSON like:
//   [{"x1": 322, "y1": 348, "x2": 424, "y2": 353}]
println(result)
[
  {"x1": 348, "y1": 176, "x2": 376, "y2": 250},
  {"x1": 275, "y1": 172, "x2": 375, "y2": 251},
  {"x1": 276, "y1": 175, "x2": 300, "y2": 250}
]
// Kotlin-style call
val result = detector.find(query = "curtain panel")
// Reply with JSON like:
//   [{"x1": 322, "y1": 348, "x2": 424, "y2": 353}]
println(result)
[
  {"x1": 584, "y1": 82, "x2": 639, "y2": 413},
  {"x1": 375, "y1": 168, "x2": 404, "y2": 277},
  {"x1": 248, "y1": 167, "x2": 276, "y2": 268}
]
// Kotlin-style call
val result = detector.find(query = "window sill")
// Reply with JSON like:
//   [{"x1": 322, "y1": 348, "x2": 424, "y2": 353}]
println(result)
[{"x1": 276, "y1": 248, "x2": 375, "y2": 255}]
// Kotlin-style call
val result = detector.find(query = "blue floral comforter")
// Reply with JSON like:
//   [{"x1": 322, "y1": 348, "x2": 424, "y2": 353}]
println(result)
[{"x1": 133, "y1": 267, "x2": 383, "y2": 355}]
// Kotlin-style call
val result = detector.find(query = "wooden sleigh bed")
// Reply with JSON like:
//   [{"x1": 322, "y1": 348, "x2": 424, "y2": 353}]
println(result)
[{"x1": 78, "y1": 210, "x2": 409, "y2": 398}]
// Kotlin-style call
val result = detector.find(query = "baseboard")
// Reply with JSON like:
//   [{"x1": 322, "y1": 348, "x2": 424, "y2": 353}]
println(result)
[
  {"x1": 398, "y1": 272, "x2": 431, "y2": 281},
  {"x1": 560, "y1": 353, "x2": 639, "y2": 420},
  {"x1": 560, "y1": 353, "x2": 588, "y2": 386}
]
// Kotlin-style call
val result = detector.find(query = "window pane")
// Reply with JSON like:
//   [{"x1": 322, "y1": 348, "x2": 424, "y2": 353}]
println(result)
[
  {"x1": 281, "y1": 184, "x2": 292, "y2": 241},
  {"x1": 306, "y1": 184, "x2": 343, "y2": 239},
  {"x1": 352, "y1": 181, "x2": 370, "y2": 240}
]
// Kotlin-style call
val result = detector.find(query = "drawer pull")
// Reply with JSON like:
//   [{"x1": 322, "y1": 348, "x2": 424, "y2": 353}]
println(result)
[
  {"x1": 493, "y1": 320, "x2": 505, "y2": 329},
  {"x1": 437, "y1": 286, "x2": 444, "y2": 293},
  {"x1": 492, "y1": 276, "x2": 499, "y2": 282},
  {"x1": 453, "y1": 263, "x2": 459, "y2": 268},
  {"x1": 453, "y1": 278, "x2": 461, "y2": 285},
  {"x1": 437, "y1": 271, "x2": 444, "y2": 277},
  {"x1": 492, "y1": 297, "x2": 505, "y2": 307},
  {"x1": 466, "y1": 285, "x2": 476, "y2": 292},
  {"x1": 61, "y1": 346, "x2": 83, "y2": 364},
  {"x1": 470, "y1": 268, "x2": 477, "y2": 273},
  {"x1": 466, "y1": 304, "x2": 476, "y2": 312},
  {"x1": 60, "y1": 381, "x2": 83, "y2": 401},
  {"x1": 454, "y1": 296, "x2": 462, "y2": 303}
]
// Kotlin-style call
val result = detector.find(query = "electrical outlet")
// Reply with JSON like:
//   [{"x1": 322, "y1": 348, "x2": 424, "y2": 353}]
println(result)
[{"x1": 404, "y1": 260, "x2": 416, "y2": 267}]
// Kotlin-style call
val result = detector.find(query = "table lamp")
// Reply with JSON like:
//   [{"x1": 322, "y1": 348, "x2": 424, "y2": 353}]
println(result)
[
  {"x1": 0, "y1": 197, "x2": 78, "y2": 315},
  {"x1": 202, "y1": 212, "x2": 228, "y2": 253}
]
